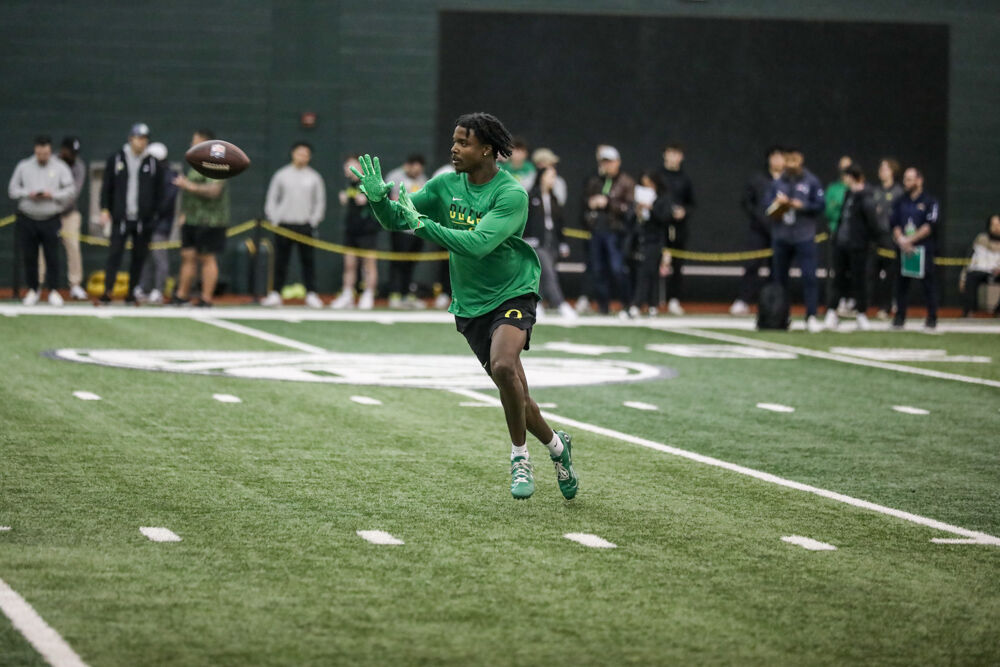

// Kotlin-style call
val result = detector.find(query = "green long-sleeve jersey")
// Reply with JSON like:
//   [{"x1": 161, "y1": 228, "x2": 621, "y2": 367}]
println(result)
[{"x1": 369, "y1": 169, "x2": 540, "y2": 318}]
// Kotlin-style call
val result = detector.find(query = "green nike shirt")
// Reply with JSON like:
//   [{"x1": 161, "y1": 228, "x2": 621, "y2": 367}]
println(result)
[{"x1": 369, "y1": 169, "x2": 540, "y2": 318}]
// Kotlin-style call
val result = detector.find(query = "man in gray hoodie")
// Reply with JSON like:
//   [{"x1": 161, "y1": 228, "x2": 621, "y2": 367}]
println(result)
[{"x1": 7, "y1": 135, "x2": 76, "y2": 306}]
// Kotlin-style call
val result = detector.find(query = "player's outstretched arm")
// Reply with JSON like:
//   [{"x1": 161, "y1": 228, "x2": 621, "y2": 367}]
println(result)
[{"x1": 401, "y1": 188, "x2": 528, "y2": 260}]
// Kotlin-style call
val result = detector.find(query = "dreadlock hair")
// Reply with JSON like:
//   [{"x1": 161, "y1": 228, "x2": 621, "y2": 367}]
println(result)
[{"x1": 455, "y1": 112, "x2": 514, "y2": 160}]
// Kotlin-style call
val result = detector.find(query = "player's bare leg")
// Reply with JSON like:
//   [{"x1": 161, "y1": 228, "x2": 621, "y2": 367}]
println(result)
[
  {"x1": 176, "y1": 247, "x2": 197, "y2": 301},
  {"x1": 199, "y1": 253, "x2": 218, "y2": 304}
]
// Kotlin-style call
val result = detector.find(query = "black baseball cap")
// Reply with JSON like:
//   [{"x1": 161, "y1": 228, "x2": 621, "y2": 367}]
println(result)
[{"x1": 61, "y1": 136, "x2": 81, "y2": 154}]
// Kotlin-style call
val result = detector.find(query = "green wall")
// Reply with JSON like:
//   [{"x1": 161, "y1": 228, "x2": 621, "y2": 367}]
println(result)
[{"x1": 2, "y1": 1, "x2": 997, "y2": 300}]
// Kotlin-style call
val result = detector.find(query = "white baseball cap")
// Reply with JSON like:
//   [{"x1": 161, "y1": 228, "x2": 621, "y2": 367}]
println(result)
[{"x1": 597, "y1": 146, "x2": 620, "y2": 161}]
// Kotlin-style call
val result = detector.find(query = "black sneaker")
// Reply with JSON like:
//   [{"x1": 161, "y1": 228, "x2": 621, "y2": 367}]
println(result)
[
  {"x1": 923, "y1": 318, "x2": 937, "y2": 331},
  {"x1": 890, "y1": 317, "x2": 905, "y2": 331},
  {"x1": 194, "y1": 299, "x2": 213, "y2": 308},
  {"x1": 97, "y1": 294, "x2": 111, "y2": 306},
  {"x1": 169, "y1": 294, "x2": 190, "y2": 306}
]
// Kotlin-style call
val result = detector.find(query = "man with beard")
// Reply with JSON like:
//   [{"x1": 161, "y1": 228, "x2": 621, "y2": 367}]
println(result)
[
  {"x1": 766, "y1": 147, "x2": 825, "y2": 332},
  {"x1": 891, "y1": 167, "x2": 940, "y2": 330}
]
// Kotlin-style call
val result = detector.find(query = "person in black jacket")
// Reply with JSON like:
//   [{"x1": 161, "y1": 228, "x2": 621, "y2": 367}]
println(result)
[
  {"x1": 628, "y1": 172, "x2": 671, "y2": 317},
  {"x1": 824, "y1": 165, "x2": 882, "y2": 330},
  {"x1": 98, "y1": 123, "x2": 164, "y2": 304},
  {"x1": 657, "y1": 143, "x2": 695, "y2": 315},
  {"x1": 525, "y1": 163, "x2": 575, "y2": 318},
  {"x1": 731, "y1": 146, "x2": 784, "y2": 315}
]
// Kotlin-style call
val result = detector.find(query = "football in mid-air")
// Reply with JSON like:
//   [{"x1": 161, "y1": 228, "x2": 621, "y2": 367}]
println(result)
[{"x1": 184, "y1": 139, "x2": 250, "y2": 179}]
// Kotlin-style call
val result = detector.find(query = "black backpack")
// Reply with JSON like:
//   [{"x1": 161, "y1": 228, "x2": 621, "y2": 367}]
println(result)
[{"x1": 757, "y1": 282, "x2": 790, "y2": 330}]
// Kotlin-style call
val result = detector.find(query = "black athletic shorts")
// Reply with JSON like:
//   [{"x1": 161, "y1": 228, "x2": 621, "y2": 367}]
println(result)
[
  {"x1": 455, "y1": 293, "x2": 538, "y2": 376},
  {"x1": 181, "y1": 225, "x2": 226, "y2": 255},
  {"x1": 345, "y1": 227, "x2": 379, "y2": 250}
]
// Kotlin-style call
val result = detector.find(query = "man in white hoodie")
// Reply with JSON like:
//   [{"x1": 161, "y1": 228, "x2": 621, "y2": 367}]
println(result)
[{"x1": 261, "y1": 142, "x2": 326, "y2": 307}]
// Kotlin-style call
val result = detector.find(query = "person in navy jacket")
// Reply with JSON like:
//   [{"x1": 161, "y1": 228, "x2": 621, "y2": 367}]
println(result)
[
  {"x1": 891, "y1": 167, "x2": 940, "y2": 330},
  {"x1": 766, "y1": 147, "x2": 825, "y2": 332}
]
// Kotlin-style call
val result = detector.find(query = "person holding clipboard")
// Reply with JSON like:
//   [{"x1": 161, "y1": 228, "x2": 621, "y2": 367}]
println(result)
[{"x1": 891, "y1": 167, "x2": 940, "y2": 331}]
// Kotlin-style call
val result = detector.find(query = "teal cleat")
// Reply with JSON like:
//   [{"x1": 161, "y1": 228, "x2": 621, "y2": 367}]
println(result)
[
  {"x1": 510, "y1": 456, "x2": 535, "y2": 499},
  {"x1": 550, "y1": 431, "x2": 579, "y2": 500}
]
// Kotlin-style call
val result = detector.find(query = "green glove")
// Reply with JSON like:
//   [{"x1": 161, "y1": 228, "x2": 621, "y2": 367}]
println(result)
[
  {"x1": 349, "y1": 154, "x2": 394, "y2": 203},
  {"x1": 397, "y1": 188, "x2": 427, "y2": 230}
]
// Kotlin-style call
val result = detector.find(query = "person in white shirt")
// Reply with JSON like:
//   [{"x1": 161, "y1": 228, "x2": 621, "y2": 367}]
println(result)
[
  {"x1": 262, "y1": 142, "x2": 326, "y2": 307},
  {"x1": 7, "y1": 135, "x2": 75, "y2": 306}
]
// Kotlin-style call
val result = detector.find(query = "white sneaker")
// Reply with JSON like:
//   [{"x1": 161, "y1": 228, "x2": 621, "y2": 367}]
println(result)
[
  {"x1": 856, "y1": 313, "x2": 872, "y2": 331},
  {"x1": 305, "y1": 291, "x2": 323, "y2": 309},
  {"x1": 729, "y1": 299, "x2": 749, "y2": 316},
  {"x1": 69, "y1": 285, "x2": 88, "y2": 300},
  {"x1": 617, "y1": 310, "x2": 631, "y2": 320},
  {"x1": 405, "y1": 294, "x2": 426, "y2": 310},
  {"x1": 48, "y1": 290, "x2": 64, "y2": 307},
  {"x1": 330, "y1": 290, "x2": 354, "y2": 309},
  {"x1": 824, "y1": 310, "x2": 839, "y2": 329},
  {"x1": 22, "y1": 289, "x2": 39, "y2": 306},
  {"x1": 557, "y1": 302, "x2": 578, "y2": 319},
  {"x1": 388, "y1": 293, "x2": 402, "y2": 308},
  {"x1": 648, "y1": 306, "x2": 658, "y2": 317},
  {"x1": 134, "y1": 286, "x2": 147, "y2": 302},
  {"x1": 433, "y1": 293, "x2": 451, "y2": 309},
  {"x1": 148, "y1": 289, "x2": 163, "y2": 305},
  {"x1": 628, "y1": 305, "x2": 640, "y2": 318},
  {"x1": 667, "y1": 298, "x2": 685, "y2": 316},
  {"x1": 358, "y1": 289, "x2": 375, "y2": 310},
  {"x1": 806, "y1": 315, "x2": 823, "y2": 333},
  {"x1": 260, "y1": 290, "x2": 282, "y2": 307},
  {"x1": 574, "y1": 295, "x2": 590, "y2": 314}
]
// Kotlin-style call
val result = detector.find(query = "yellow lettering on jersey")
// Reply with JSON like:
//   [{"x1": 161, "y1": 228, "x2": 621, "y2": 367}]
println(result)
[{"x1": 504, "y1": 309, "x2": 523, "y2": 319}]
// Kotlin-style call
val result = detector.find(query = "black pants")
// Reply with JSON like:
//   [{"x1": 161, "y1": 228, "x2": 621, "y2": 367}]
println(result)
[
  {"x1": 631, "y1": 242, "x2": 662, "y2": 309},
  {"x1": 104, "y1": 218, "x2": 153, "y2": 298},
  {"x1": 389, "y1": 232, "x2": 423, "y2": 295},
  {"x1": 963, "y1": 271, "x2": 1000, "y2": 315},
  {"x1": 273, "y1": 223, "x2": 316, "y2": 292},
  {"x1": 894, "y1": 259, "x2": 938, "y2": 325},
  {"x1": 827, "y1": 245, "x2": 869, "y2": 313},
  {"x1": 867, "y1": 248, "x2": 895, "y2": 313},
  {"x1": 665, "y1": 221, "x2": 688, "y2": 301},
  {"x1": 18, "y1": 214, "x2": 61, "y2": 291},
  {"x1": 737, "y1": 226, "x2": 771, "y2": 304}
]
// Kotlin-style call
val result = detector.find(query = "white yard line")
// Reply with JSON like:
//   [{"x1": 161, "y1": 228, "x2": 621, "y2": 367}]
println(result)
[
  {"x1": 564, "y1": 533, "x2": 617, "y2": 549},
  {"x1": 781, "y1": 536, "x2": 837, "y2": 551},
  {"x1": 72, "y1": 391, "x2": 101, "y2": 401},
  {"x1": 677, "y1": 328, "x2": 1000, "y2": 389},
  {"x1": 0, "y1": 578, "x2": 89, "y2": 667},
  {"x1": 139, "y1": 527, "x2": 182, "y2": 542},
  {"x1": 350, "y1": 395, "x2": 383, "y2": 405},
  {"x1": 757, "y1": 403, "x2": 795, "y2": 413},
  {"x1": 357, "y1": 530, "x2": 404, "y2": 545},
  {"x1": 893, "y1": 405, "x2": 929, "y2": 415},
  {"x1": 212, "y1": 394, "x2": 242, "y2": 404},
  {"x1": 624, "y1": 401, "x2": 659, "y2": 411},
  {"x1": 191, "y1": 321, "x2": 1000, "y2": 547},
  {"x1": 198, "y1": 318, "x2": 326, "y2": 354}
]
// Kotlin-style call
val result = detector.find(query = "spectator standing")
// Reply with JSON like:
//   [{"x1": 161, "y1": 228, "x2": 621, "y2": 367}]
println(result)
[
  {"x1": 959, "y1": 214, "x2": 1000, "y2": 317},
  {"x1": 38, "y1": 136, "x2": 88, "y2": 300},
  {"x1": 261, "y1": 141, "x2": 326, "y2": 308},
  {"x1": 823, "y1": 165, "x2": 881, "y2": 331},
  {"x1": 824, "y1": 155, "x2": 855, "y2": 315},
  {"x1": 891, "y1": 167, "x2": 940, "y2": 330},
  {"x1": 98, "y1": 123, "x2": 164, "y2": 304},
  {"x1": 385, "y1": 154, "x2": 428, "y2": 308},
  {"x1": 628, "y1": 172, "x2": 671, "y2": 318},
  {"x1": 731, "y1": 146, "x2": 784, "y2": 315},
  {"x1": 525, "y1": 157, "x2": 576, "y2": 319},
  {"x1": 657, "y1": 143, "x2": 695, "y2": 315},
  {"x1": 331, "y1": 155, "x2": 380, "y2": 310},
  {"x1": 172, "y1": 130, "x2": 230, "y2": 307},
  {"x1": 7, "y1": 135, "x2": 75, "y2": 306},
  {"x1": 499, "y1": 137, "x2": 536, "y2": 191},
  {"x1": 137, "y1": 141, "x2": 177, "y2": 304},
  {"x1": 582, "y1": 145, "x2": 635, "y2": 314},
  {"x1": 870, "y1": 158, "x2": 903, "y2": 319},
  {"x1": 531, "y1": 148, "x2": 567, "y2": 206},
  {"x1": 767, "y1": 147, "x2": 825, "y2": 332}
]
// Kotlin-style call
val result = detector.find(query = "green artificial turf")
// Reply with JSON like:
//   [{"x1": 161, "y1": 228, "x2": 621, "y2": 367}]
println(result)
[{"x1": 1, "y1": 312, "x2": 998, "y2": 665}]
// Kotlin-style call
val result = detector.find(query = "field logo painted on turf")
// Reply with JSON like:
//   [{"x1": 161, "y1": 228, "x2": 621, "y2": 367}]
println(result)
[{"x1": 46, "y1": 349, "x2": 669, "y2": 389}]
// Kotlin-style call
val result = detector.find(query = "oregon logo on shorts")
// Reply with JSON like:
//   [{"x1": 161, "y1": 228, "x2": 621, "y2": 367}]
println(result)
[{"x1": 504, "y1": 309, "x2": 523, "y2": 319}]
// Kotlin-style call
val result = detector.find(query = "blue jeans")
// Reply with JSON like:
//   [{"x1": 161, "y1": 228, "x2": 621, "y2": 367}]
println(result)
[
  {"x1": 771, "y1": 237, "x2": 818, "y2": 317},
  {"x1": 588, "y1": 229, "x2": 628, "y2": 313}
]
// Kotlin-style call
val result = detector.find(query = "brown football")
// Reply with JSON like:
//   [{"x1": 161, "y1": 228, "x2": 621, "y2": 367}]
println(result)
[{"x1": 184, "y1": 139, "x2": 250, "y2": 179}]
